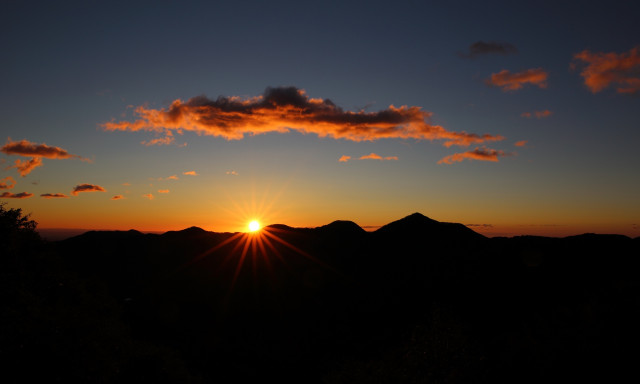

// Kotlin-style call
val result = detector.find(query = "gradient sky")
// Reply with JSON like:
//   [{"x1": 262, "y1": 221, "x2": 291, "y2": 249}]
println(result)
[{"x1": 2, "y1": 0, "x2": 639, "y2": 236}]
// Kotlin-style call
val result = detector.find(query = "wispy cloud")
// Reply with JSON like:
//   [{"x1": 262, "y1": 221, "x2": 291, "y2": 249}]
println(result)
[
  {"x1": 514, "y1": 140, "x2": 528, "y2": 147},
  {"x1": 460, "y1": 41, "x2": 517, "y2": 59},
  {"x1": 1, "y1": 139, "x2": 89, "y2": 176},
  {"x1": 226, "y1": 170, "x2": 238, "y2": 176},
  {"x1": 486, "y1": 68, "x2": 548, "y2": 91},
  {"x1": 111, "y1": 195, "x2": 125, "y2": 200},
  {"x1": 71, "y1": 184, "x2": 106, "y2": 196},
  {"x1": 0, "y1": 176, "x2": 15, "y2": 189},
  {"x1": 438, "y1": 147, "x2": 511, "y2": 164},
  {"x1": 11, "y1": 157, "x2": 43, "y2": 177},
  {"x1": 338, "y1": 155, "x2": 351, "y2": 162},
  {"x1": 1, "y1": 191, "x2": 33, "y2": 199},
  {"x1": 103, "y1": 86, "x2": 503, "y2": 148},
  {"x1": 41, "y1": 193, "x2": 68, "y2": 199},
  {"x1": 143, "y1": 193, "x2": 154, "y2": 200},
  {"x1": 183, "y1": 171, "x2": 198, "y2": 176},
  {"x1": 158, "y1": 189, "x2": 169, "y2": 193},
  {"x1": 572, "y1": 46, "x2": 640, "y2": 94},
  {"x1": 359, "y1": 153, "x2": 398, "y2": 161},
  {"x1": 521, "y1": 110, "x2": 552, "y2": 119}
]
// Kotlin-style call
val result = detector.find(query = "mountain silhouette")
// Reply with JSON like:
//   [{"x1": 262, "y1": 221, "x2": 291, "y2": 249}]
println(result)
[{"x1": 5, "y1": 212, "x2": 639, "y2": 383}]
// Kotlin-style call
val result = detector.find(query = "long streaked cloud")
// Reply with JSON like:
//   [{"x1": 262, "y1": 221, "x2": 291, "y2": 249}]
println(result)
[
  {"x1": 1, "y1": 139, "x2": 89, "y2": 176},
  {"x1": 158, "y1": 189, "x2": 169, "y2": 193},
  {"x1": 102, "y1": 86, "x2": 504, "y2": 148},
  {"x1": 111, "y1": 195, "x2": 125, "y2": 200},
  {"x1": 359, "y1": 153, "x2": 398, "y2": 161},
  {"x1": 460, "y1": 41, "x2": 517, "y2": 59},
  {"x1": 1, "y1": 191, "x2": 33, "y2": 199},
  {"x1": 437, "y1": 147, "x2": 511, "y2": 164},
  {"x1": 0, "y1": 176, "x2": 15, "y2": 189},
  {"x1": 486, "y1": 68, "x2": 548, "y2": 91},
  {"x1": 572, "y1": 46, "x2": 640, "y2": 94},
  {"x1": 183, "y1": 171, "x2": 198, "y2": 176},
  {"x1": 521, "y1": 110, "x2": 552, "y2": 119},
  {"x1": 338, "y1": 155, "x2": 351, "y2": 162},
  {"x1": 41, "y1": 193, "x2": 69, "y2": 199},
  {"x1": 71, "y1": 184, "x2": 106, "y2": 196}
]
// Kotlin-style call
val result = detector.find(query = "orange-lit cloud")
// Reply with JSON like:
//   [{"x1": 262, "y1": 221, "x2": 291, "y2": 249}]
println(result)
[
  {"x1": 460, "y1": 41, "x2": 517, "y2": 59},
  {"x1": 142, "y1": 136, "x2": 175, "y2": 146},
  {"x1": 183, "y1": 171, "x2": 198, "y2": 176},
  {"x1": 71, "y1": 184, "x2": 106, "y2": 196},
  {"x1": 1, "y1": 139, "x2": 86, "y2": 160},
  {"x1": 486, "y1": 68, "x2": 548, "y2": 91},
  {"x1": 1, "y1": 139, "x2": 89, "y2": 176},
  {"x1": 514, "y1": 140, "x2": 528, "y2": 147},
  {"x1": 143, "y1": 193, "x2": 154, "y2": 200},
  {"x1": 338, "y1": 155, "x2": 351, "y2": 162},
  {"x1": 521, "y1": 110, "x2": 552, "y2": 119},
  {"x1": 158, "y1": 189, "x2": 169, "y2": 193},
  {"x1": 122, "y1": 182, "x2": 131, "y2": 186},
  {"x1": 11, "y1": 157, "x2": 43, "y2": 177},
  {"x1": 437, "y1": 147, "x2": 510, "y2": 164},
  {"x1": 226, "y1": 170, "x2": 238, "y2": 176},
  {"x1": 1, "y1": 191, "x2": 33, "y2": 199},
  {"x1": 41, "y1": 193, "x2": 68, "y2": 199},
  {"x1": 102, "y1": 86, "x2": 503, "y2": 148},
  {"x1": 573, "y1": 46, "x2": 640, "y2": 94},
  {"x1": 359, "y1": 153, "x2": 398, "y2": 161},
  {"x1": 0, "y1": 176, "x2": 15, "y2": 189},
  {"x1": 111, "y1": 195, "x2": 125, "y2": 200}
]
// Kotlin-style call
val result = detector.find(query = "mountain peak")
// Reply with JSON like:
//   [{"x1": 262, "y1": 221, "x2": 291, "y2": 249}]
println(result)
[{"x1": 316, "y1": 220, "x2": 365, "y2": 234}]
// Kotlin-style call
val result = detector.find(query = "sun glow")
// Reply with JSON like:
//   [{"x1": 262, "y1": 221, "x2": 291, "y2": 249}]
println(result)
[{"x1": 248, "y1": 220, "x2": 261, "y2": 232}]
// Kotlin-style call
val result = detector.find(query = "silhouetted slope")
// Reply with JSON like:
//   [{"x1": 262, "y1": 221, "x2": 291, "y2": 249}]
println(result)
[
  {"x1": 17, "y1": 213, "x2": 638, "y2": 383},
  {"x1": 375, "y1": 212, "x2": 486, "y2": 241}
]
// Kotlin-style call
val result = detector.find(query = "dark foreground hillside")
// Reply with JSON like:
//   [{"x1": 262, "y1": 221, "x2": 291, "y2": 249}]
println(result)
[{"x1": 3, "y1": 211, "x2": 639, "y2": 383}]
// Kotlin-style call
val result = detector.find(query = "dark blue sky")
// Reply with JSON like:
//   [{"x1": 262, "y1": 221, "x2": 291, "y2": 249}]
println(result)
[{"x1": 1, "y1": 0, "x2": 639, "y2": 236}]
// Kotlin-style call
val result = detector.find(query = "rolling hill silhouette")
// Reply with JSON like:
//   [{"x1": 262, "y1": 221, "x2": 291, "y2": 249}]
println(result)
[{"x1": 4, "y1": 212, "x2": 639, "y2": 383}]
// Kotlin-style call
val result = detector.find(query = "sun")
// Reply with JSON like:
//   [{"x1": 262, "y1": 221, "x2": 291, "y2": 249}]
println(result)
[{"x1": 248, "y1": 220, "x2": 261, "y2": 232}]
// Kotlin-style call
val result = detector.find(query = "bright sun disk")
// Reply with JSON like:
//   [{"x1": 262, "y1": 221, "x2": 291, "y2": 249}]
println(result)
[{"x1": 248, "y1": 220, "x2": 260, "y2": 232}]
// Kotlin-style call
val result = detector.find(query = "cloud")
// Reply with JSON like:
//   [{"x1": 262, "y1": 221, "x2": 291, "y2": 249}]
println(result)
[
  {"x1": 158, "y1": 189, "x2": 169, "y2": 193},
  {"x1": 521, "y1": 110, "x2": 552, "y2": 119},
  {"x1": 514, "y1": 140, "x2": 528, "y2": 147},
  {"x1": 358, "y1": 153, "x2": 398, "y2": 161},
  {"x1": 338, "y1": 155, "x2": 351, "y2": 162},
  {"x1": 142, "y1": 136, "x2": 175, "y2": 146},
  {"x1": 165, "y1": 175, "x2": 179, "y2": 180},
  {"x1": 122, "y1": 182, "x2": 131, "y2": 186},
  {"x1": 183, "y1": 171, "x2": 198, "y2": 176},
  {"x1": 226, "y1": 170, "x2": 238, "y2": 176},
  {"x1": 1, "y1": 139, "x2": 89, "y2": 176},
  {"x1": 102, "y1": 86, "x2": 503, "y2": 148},
  {"x1": 11, "y1": 157, "x2": 43, "y2": 177},
  {"x1": 460, "y1": 41, "x2": 517, "y2": 58},
  {"x1": 1, "y1": 191, "x2": 33, "y2": 199},
  {"x1": 465, "y1": 223, "x2": 494, "y2": 228},
  {"x1": 143, "y1": 193, "x2": 154, "y2": 200},
  {"x1": 486, "y1": 68, "x2": 548, "y2": 91},
  {"x1": 0, "y1": 176, "x2": 15, "y2": 189},
  {"x1": 111, "y1": 195, "x2": 125, "y2": 200},
  {"x1": 572, "y1": 46, "x2": 640, "y2": 94},
  {"x1": 41, "y1": 193, "x2": 68, "y2": 199},
  {"x1": 437, "y1": 147, "x2": 511, "y2": 164},
  {"x1": 71, "y1": 184, "x2": 106, "y2": 196},
  {"x1": 1, "y1": 139, "x2": 86, "y2": 159}
]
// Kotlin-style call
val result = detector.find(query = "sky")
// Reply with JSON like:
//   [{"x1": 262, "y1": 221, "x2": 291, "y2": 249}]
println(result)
[{"x1": 1, "y1": 0, "x2": 639, "y2": 237}]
